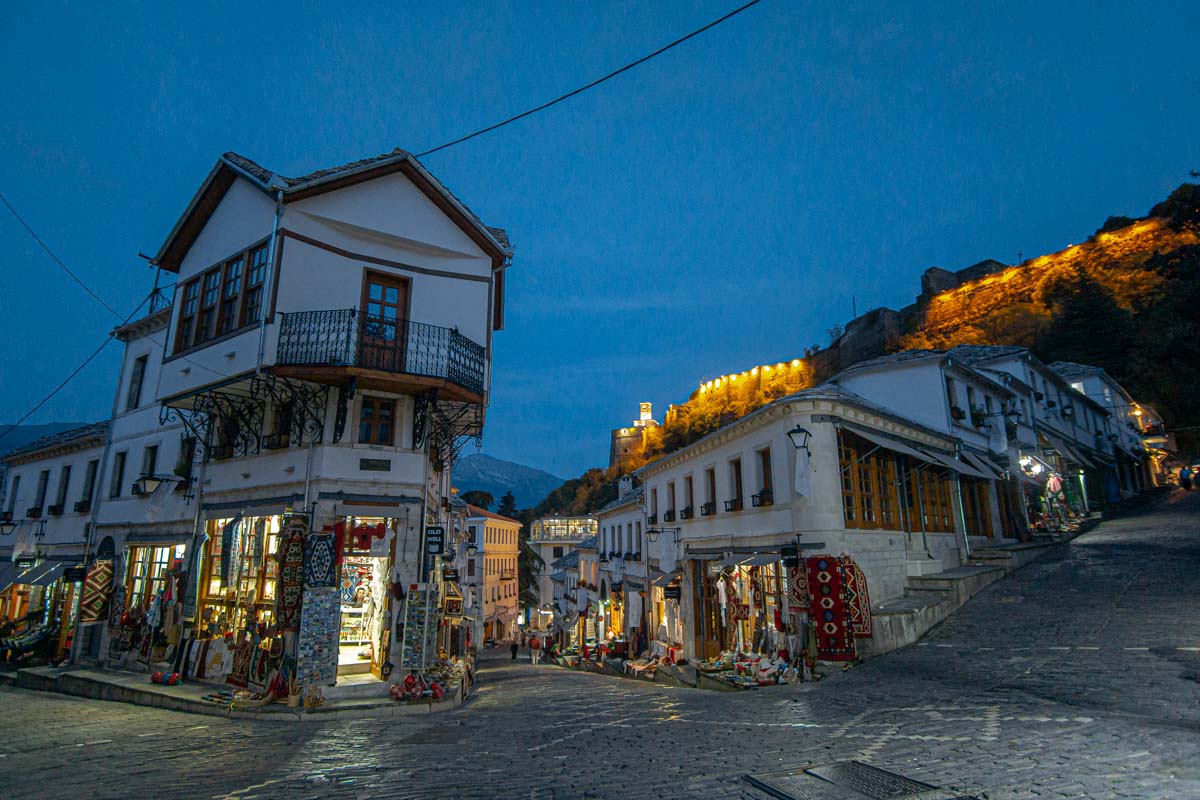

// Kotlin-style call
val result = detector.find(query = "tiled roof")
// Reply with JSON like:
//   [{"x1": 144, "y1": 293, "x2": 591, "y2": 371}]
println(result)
[
  {"x1": 551, "y1": 550, "x2": 580, "y2": 570},
  {"x1": 221, "y1": 150, "x2": 512, "y2": 256},
  {"x1": 944, "y1": 344, "x2": 1029, "y2": 366},
  {"x1": 835, "y1": 349, "x2": 945, "y2": 375},
  {"x1": 2, "y1": 421, "x2": 109, "y2": 461},
  {"x1": 465, "y1": 504, "x2": 521, "y2": 524},
  {"x1": 576, "y1": 535, "x2": 598, "y2": 551},
  {"x1": 596, "y1": 486, "x2": 643, "y2": 515},
  {"x1": 1049, "y1": 361, "x2": 1102, "y2": 379}
]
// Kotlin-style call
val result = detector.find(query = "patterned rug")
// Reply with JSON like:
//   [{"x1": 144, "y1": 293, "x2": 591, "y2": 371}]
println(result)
[
  {"x1": 79, "y1": 559, "x2": 114, "y2": 624},
  {"x1": 227, "y1": 638, "x2": 252, "y2": 688},
  {"x1": 804, "y1": 555, "x2": 856, "y2": 661},
  {"x1": 787, "y1": 564, "x2": 809, "y2": 611},
  {"x1": 276, "y1": 522, "x2": 306, "y2": 631},
  {"x1": 840, "y1": 556, "x2": 873, "y2": 637},
  {"x1": 304, "y1": 529, "x2": 337, "y2": 589}
]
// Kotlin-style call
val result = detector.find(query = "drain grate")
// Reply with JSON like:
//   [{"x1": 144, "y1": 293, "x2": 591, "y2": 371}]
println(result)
[{"x1": 746, "y1": 760, "x2": 983, "y2": 800}]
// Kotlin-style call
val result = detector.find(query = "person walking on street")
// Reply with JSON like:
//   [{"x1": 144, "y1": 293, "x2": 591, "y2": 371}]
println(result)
[
  {"x1": 529, "y1": 634, "x2": 541, "y2": 665},
  {"x1": 1180, "y1": 466, "x2": 1193, "y2": 492},
  {"x1": 509, "y1": 640, "x2": 518, "y2": 660}
]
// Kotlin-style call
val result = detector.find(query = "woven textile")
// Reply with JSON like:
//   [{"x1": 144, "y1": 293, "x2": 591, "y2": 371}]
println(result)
[
  {"x1": 220, "y1": 518, "x2": 242, "y2": 583},
  {"x1": 79, "y1": 560, "x2": 114, "y2": 624},
  {"x1": 840, "y1": 556, "x2": 873, "y2": 637},
  {"x1": 276, "y1": 523, "x2": 306, "y2": 632},
  {"x1": 787, "y1": 564, "x2": 809, "y2": 611},
  {"x1": 227, "y1": 638, "x2": 252, "y2": 688},
  {"x1": 304, "y1": 530, "x2": 337, "y2": 589},
  {"x1": 804, "y1": 555, "x2": 856, "y2": 661}
]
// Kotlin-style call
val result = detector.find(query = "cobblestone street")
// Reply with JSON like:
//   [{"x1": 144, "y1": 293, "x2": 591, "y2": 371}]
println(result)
[{"x1": 2, "y1": 493, "x2": 1198, "y2": 800}]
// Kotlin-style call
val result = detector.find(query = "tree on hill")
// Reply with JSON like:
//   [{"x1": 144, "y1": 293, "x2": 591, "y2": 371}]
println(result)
[
  {"x1": 497, "y1": 491, "x2": 518, "y2": 518},
  {"x1": 1035, "y1": 266, "x2": 1135, "y2": 376},
  {"x1": 460, "y1": 490, "x2": 493, "y2": 510}
]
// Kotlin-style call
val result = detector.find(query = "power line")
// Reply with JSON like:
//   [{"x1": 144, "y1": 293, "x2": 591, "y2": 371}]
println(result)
[
  {"x1": 0, "y1": 189, "x2": 125, "y2": 320},
  {"x1": 0, "y1": 292, "x2": 151, "y2": 448},
  {"x1": 416, "y1": 0, "x2": 764, "y2": 157}
]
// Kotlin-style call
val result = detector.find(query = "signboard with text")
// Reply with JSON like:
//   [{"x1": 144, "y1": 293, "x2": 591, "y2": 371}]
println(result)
[{"x1": 424, "y1": 526, "x2": 445, "y2": 555}]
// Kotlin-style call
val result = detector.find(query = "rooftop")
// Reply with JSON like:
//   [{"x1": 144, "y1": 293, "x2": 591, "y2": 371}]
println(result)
[
  {"x1": 2, "y1": 421, "x2": 109, "y2": 463},
  {"x1": 465, "y1": 504, "x2": 520, "y2": 525}
]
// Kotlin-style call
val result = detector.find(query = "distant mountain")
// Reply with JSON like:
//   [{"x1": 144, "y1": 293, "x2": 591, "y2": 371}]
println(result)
[
  {"x1": 452, "y1": 454, "x2": 564, "y2": 510},
  {"x1": 0, "y1": 422, "x2": 93, "y2": 458}
]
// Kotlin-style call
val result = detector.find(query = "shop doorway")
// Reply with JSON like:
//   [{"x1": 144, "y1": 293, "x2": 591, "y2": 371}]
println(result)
[{"x1": 691, "y1": 561, "x2": 723, "y2": 660}]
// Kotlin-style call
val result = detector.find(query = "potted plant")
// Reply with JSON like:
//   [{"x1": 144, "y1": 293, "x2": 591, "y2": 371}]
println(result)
[
  {"x1": 970, "y1": 405, "x2": 987, "y2": 428},
  {"x1": 951, "y1": 406, "x2": 967, "y2": 421}
]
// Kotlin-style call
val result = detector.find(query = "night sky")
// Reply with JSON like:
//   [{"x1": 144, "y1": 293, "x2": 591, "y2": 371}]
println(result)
[{"x1": 1, "y1": 1, "x2": 1197, "y2": 478}]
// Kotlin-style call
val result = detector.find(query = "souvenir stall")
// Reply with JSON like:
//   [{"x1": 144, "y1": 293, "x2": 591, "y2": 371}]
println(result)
[
  {"x1": 1018, "y1": 455, "x2": 1086, "y2": 535},
  {"x1": 690, "y1": 553, "x2": 873, "y2": 690}
]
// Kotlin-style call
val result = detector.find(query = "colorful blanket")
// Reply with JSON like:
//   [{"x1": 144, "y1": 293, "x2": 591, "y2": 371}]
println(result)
[
  {"x1": 804, "y1": 555, "x2": 856, "y2": 661},
  {"x1": 840, "y1": 556, "x2": 873, "y2": 637},
  {"x1": 79, "y1": 560, "x2": 114, "y2": 624},
  {"x1": 276, "y1": 524, "x2": 306, "y2": 631},
  {"x1": 304, "y1": 529, "x2": 337, "y2": 589}
]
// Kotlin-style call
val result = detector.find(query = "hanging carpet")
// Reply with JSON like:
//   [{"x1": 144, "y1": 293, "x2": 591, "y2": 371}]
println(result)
[
  {"x1": 227, "y1": 638, "x2": 252, "y2": 688},
  {"x1": 78, "y1": 559, "x2": 114, "y2": 624},
  {"x1": 276, "y1": 522, "x2": 306, "y2": 631},
  {"x1": 840, "y1": 556, "x2": 873, "y2": 637},
  {"x1": 804, "y1": 555, "x2": 856, "y2": 662},
  {"x1": 304, "y1": 529, "x2": 338, "y2": 589},
  {"x1": 787, "y1": 564, "x2": 810, "y2": 611}
]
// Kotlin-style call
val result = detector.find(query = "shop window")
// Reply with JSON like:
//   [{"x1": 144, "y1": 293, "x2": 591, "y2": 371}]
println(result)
[
  {"x1": 197, "y1": 516, "x2": 284, "y2": 636},
  {"x1": 960, "y1": 478, "x2": 993, "y2": 537},
  {"x1": 126, "y1": 354, "x2": 148, "y2": 411},
  {"x1": 126, "y1": 544, "x2": 182, "y2": 611},
  {"x1": 358, "y1": 396, "x2": 395, "y2": 445},
  {"x1": 837, "y1": 430, "x2": 901, "y2": 531}
]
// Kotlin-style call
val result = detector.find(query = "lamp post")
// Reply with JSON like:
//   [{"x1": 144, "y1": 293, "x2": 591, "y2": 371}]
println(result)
[{"x1": 787, "y1": 425, "x2": 812, "y2": 453}]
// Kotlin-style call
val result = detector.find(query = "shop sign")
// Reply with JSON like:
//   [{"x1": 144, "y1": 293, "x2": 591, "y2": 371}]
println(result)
[
  {"x1": 424, "y1": 526, "x2": 445, "y2": 555},
  {"x1": 663, "y1": 585, "x2": 681, "y2": 600},
  {"x1": 63, "y1": 565, "x2": 88, "y2": 582},
  {"x1": 443, "y1": 582, "x2": 464, "y2": 619},
  {"x1": 442, "y1": 567, "x2": 459, "y2": 582}
]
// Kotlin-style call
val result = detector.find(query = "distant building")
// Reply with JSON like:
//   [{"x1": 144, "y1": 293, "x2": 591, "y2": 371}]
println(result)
[
  {"x1": 528, "y1": 514, "x2": 597, "y2": 613},
  {"x1": 609, "y1": 402, "x2": 658, "y2": 469}
]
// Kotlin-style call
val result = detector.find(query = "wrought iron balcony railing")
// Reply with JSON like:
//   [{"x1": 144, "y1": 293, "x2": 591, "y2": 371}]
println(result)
[{"x1": 276, "y1": 308, "x2": 486, "y2": 395}]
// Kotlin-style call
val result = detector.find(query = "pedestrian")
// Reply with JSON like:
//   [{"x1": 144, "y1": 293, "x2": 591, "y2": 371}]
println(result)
[
  {"x1": 1181, "y1": 466, "x2": 1193, "y2": 492},
  {"x1": 509, "y1": 640, "x2": 518, "y2": 661},
  {"x1": 529, "y1": 634, "x2": 541, "y2": 665},
  {"x1": 520, "y1": 631, "x2": 526, "y2": 648}
]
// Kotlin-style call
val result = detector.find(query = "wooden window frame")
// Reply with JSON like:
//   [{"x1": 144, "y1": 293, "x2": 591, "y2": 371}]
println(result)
[
  {"x1": 757, "y1": 446, "x2": 773, "y2": 492},
  {"x1": 358, "y1": 395, "x2": 396, "y2": 446},
  {"x1": 837, "y1": 431, "x2": 901, "y2": 531},
  {"x1": 34, "y1": 469, "x2": 50, "y2": 509},
  {"x1": 141, "y1": 444, "x2": 159, "y2": 478},
  {"x1": 55, "y1": 465, "x2": 71, "y2": 507},
  {"x1": 80, "y1": 461, "x2": 98, "y2": 505},
  {"x1": 5, "y1": 475, "x2": 19, "y2": 514},
  {"x1": 172, "y1": 238, "x2": 271, "y2": 356}
]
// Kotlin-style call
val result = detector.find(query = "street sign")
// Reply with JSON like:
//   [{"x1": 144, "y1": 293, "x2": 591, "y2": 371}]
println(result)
[
  {"x1": 425, "y1": 526, "x2": 445, "y2": 555},
  {"x1": 664, "y1": 585, "x2": 681, "y2": 600}
]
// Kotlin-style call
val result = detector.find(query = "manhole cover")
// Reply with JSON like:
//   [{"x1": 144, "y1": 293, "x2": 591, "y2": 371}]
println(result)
[{"x1": 746, "y1": 760, "x2": 983, "y2": 800}]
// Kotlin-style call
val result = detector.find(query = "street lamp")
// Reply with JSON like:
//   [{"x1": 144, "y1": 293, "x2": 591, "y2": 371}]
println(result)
[
  {"x1": 0, "y1": 520, "x2": 16, "y2": 536},
  {"x1": 466, "y1": 543, "x2": 478, "y2": 557},
  {"x1": 787, "y1": 425, "x2": 812, "y2": 453},
  {"x1": 645, "y1": 527, "x2": 680, "y2": 543}
]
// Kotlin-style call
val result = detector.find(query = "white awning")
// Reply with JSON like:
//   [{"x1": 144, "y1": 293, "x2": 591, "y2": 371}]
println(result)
[
  {"x1": 844, "y1": 426, "x2": 942, "y2": 465},
  {"x1": 960, "y1": 450, "x2": 1005, "y2": 480},
  {"x1": 652, "y1": 573, "x2": 680, "y2": 588},
  {"x1": 921, "y1": 450, "x2": 996, "y2": 480},
  {"x1": 719, "y1": 553, "x2": 779, "y2": 568}
]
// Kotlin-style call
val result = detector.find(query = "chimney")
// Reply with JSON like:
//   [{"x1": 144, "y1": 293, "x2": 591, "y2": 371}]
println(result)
[{"x1": 618, "y1": 475, "x2": 633, "y2": 500}]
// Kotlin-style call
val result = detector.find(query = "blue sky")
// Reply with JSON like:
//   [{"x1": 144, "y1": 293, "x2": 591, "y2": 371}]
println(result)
[{"x1": 1, "y1": 1, "x2": 1198, "y2": 480}]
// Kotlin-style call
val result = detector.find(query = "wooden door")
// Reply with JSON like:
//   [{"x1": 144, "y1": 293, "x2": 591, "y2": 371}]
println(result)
[{"x1": 360, "y1": 272, "x2": 410, "y2": 372}]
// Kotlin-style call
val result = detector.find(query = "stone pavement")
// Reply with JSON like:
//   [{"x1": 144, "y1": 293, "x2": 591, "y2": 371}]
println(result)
[{"x1": 1, "y1": 491, "x2": 1197, "y2": 799}]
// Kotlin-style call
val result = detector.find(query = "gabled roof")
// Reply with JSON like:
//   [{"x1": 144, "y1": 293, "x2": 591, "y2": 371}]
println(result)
[
  {"x1": 153, "y1": 149, "x2": 513, "y2": 273},
  {"x1": 596, "y1": 486, "x2": 644, "y2": 515},
  {"x1": 2, "y1": 421, "x2": 109, "y2": 464},
  {"x1": 836, "y1": 349, "x2": 945, "y2": 375},
  {"x1": 944, "y1": 344, "x2": 1029, "y2": 366},
  {"x1": 465, "y1": 504, "x2": 521, "y2": 525},
  {"x1": 576, "y1": 535, "x2": 599, "y2": 551},
  {"x1": 1048, "y1": 361, "x2": 1103, "y2": 379}
]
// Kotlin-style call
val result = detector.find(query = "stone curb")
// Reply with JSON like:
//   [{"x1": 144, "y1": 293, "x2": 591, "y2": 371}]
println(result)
[{"x1": 7, "y1": 667, "x2": 471, "y2": 722}]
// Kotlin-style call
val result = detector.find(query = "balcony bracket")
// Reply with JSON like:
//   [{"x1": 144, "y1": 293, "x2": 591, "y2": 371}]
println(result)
[{"x1": 332, "y1": 380, "x2": 356, "y2": 444}]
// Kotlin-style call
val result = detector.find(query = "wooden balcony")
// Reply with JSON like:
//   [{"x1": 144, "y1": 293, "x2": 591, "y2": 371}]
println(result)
[{"x1": 274, "y1": 308, "x2": 486, "y2": 402}]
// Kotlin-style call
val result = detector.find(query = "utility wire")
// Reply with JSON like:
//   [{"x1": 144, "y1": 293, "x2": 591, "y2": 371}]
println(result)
[
  {"x1": 0, "y1": 189, "x2": 125, "y2": 320},
  {"x1": 0, "y1": 292, "x2": 151, "y2": 448},
  {"x1": 416, "y1": 0, "x2": 764, "y2": 157}
]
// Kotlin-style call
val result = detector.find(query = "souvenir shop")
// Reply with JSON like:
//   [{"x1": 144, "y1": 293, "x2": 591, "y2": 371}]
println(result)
[
  {"x1": 687, "y1": 550, "x2": 873, "y2": 690},
  {"x1": 647, "y1": 573, "x2": 685, "y2": 662},
  {"x1": 0, "y1": 556, "x2": 84, "y2": 663},
  {"x1": 1018, "y1": 451, "x2": 1088, "y2": 535}
]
